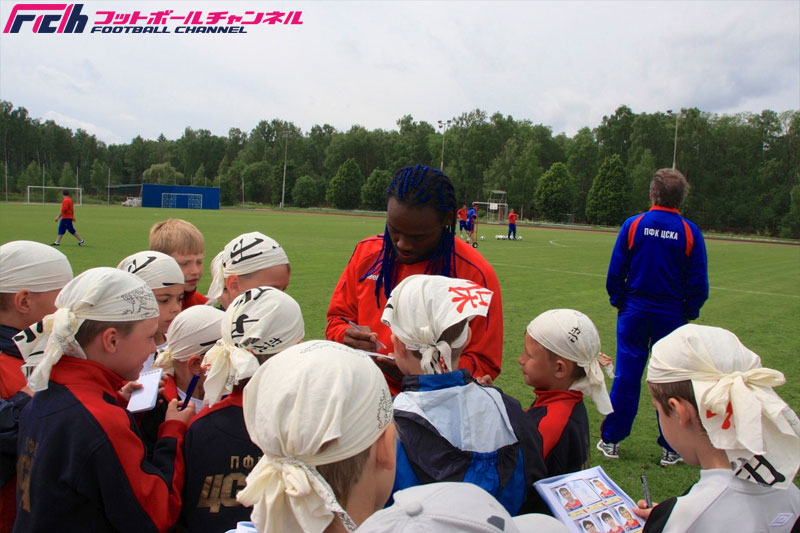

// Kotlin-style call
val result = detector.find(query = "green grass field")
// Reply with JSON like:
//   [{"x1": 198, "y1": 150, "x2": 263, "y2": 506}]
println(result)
[{"x1": 2, "y1": 202, "x2": 799, "y2": 501}]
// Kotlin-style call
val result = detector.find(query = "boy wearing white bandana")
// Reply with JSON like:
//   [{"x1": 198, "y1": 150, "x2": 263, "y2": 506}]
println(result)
[
  {"x1": 382, "y1": 275, "x2": 545, "y2": 515},
  {"x1": 519, "y1": 310, "x2": 613, "y2": 482},
  {"x1": 634, "y1": 324, "x2": 800, "y2": 532},
  {"x1": 180, "y1": 286, "x2": 304, "y2": 532},
  {"x1": 237, "y1": 340, "x2": 396, "y2": 533},
  {"x1": 118, "y1": 250, "x2": 185, "y2": 348},
  {"x1": 0, "y1": 240, "x2": 72, "y2": 533},
  {"x1": 13, "y1": 268, "x2": 196, "y2": 532},
  {"x1": 138, "y1": 305, "x2": 224, "y2": 455},
  {"x1": 205, "y1": 231, "x2": 291, "y2": 309}
]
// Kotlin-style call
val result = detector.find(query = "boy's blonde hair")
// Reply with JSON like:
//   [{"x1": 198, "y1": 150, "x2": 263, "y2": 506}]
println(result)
[{"x1": 148, "y1": 219, "x2": 204, "y2": 255}]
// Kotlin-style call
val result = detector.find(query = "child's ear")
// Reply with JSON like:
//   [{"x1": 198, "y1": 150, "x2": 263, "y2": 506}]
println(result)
[
  {"x1": 390, "y1": 333, "x2": 408, "y2": 361},
  {"x1": 101, "y1": 328, "x2": 119, "y2": 353},
  {"x1": 553, "y1": 358, "x2": 569, "y2": 378},
  {"x1": 224, "y1": 274, "x2": 240, "y2": 295},
  {"x1": 669, "y1": 397, "x2": 697, "y2": 427},
  {"x1": 187, "y1": 354, "x2": 203, "y2": 375},
  {"x1": 13, "y1": 290, "x2": 31, "y2": 314}
]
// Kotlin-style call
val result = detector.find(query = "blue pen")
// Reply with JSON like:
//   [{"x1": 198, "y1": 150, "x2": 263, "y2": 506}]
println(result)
[
  {"x1": 342, "y1": 317, "x2": 388, "y2": 350},
  {"x1": 181, "y1": 374, "x2": 201, "y2": 411}
]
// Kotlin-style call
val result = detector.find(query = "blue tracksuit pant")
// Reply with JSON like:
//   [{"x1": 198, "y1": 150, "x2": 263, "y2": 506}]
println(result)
[{"x1": 601, "y1": 307, "x2": 686, "y2": 449}]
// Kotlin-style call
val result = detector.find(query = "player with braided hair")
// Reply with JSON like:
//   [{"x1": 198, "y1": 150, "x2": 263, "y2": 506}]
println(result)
[{"x1": 326, "y1": 164, "x2": 503, "y2": 394}]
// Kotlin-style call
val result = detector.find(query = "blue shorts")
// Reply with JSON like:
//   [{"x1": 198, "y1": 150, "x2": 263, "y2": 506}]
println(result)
[
  {"x1": 58, "y1": 218, "x2": 76, "y2": 235},
  {"x1": 459, "y1": 220, "x2": 468, "y2": 231}
]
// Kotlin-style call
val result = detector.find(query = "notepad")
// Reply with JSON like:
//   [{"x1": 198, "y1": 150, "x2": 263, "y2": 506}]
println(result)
[{"x1": 127, "y1": 368, "x2": 163, "y2": 413}]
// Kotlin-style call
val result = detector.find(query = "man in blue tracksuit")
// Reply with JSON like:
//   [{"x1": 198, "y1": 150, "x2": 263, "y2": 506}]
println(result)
[{"x1": 597, "y1": 168, "x2": 708, "y2": 465}]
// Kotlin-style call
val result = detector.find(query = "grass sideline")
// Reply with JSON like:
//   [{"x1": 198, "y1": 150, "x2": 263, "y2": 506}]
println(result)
[{"x1": 2, "y1": 202, "x2": 799, "y2": 500}]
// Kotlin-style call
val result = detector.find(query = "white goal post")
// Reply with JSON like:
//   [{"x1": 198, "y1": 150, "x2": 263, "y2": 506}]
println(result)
[{"x1": 27, "y1": 186, "x2": 83, "y2": 205}]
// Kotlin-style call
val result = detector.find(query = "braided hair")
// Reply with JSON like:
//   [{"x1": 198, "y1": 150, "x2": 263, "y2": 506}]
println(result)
[{"x1": 360, "y1": 164, "x2": 458, "y2": 306}]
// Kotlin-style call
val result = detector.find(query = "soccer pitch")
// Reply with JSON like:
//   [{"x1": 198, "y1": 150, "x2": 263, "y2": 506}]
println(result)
[{"x1": 2, "y1": 203, "x2": 799, "y2": 499}]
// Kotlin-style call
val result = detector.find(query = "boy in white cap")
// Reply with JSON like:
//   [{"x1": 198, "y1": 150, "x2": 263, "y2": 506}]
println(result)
[
  {"x1": 13, "y1": 267, "x2": 196, "y2": 532},
  {"x1": 179, "y1": 286, "x2": 304, "y2": 532},
  {"x1": 138, "y1": 305, "x2": 225, "y2": 454},
  {"x1": 0, "y1": 240, "x2": 72, "y2": 532},
  {"x1": 205, "y1": 231, "x2": 291, "y2": 309},
  {"x1": 117, "y1": 250, "x2": 185, "y2": 372},
  {"x1": 518, "y1": 309, "x2": 613, "y2": 481},
  {"x1": 358, "y1": 482, "x2": 569, "y2": 533},
  {"x1": 634, "y1": 324, "x2": 800, "y2": 531},
  {"x1": 381, "y1": 274, "x2": 545, "y2": 515},
  {"x1": 154, "y1": 305, "x2": 225, "y2": 412},
  {"x1": 236, "y1": 340, "x2": 396, "y2": 532}
]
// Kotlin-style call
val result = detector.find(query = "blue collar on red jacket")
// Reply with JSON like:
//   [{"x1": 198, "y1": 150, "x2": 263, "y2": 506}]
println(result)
[
  {"x1": 0, "y1": 324, "x2": 21, "y2": 358},
  {"x1": 400, "y1": 369, "x2": 471, "y2": 392}
]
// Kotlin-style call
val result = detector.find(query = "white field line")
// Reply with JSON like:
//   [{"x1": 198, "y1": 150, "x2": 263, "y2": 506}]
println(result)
[
  {"x1": 549, "y1": 240, "x2": 566, "y2": 246},
  {"x1": 492, "y1": 263, "x2": 800, "y2": 299}
]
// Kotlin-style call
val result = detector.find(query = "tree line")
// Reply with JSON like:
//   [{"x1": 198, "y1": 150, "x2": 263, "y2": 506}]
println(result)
[{"x1": 2, "y1": 101, "x2": 798, "y2": 237}]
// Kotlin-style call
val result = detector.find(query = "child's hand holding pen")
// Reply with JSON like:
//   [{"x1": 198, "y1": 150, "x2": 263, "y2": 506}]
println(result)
[{"x1": 633, "y1": 474, "x2": 656, "y2": 520}]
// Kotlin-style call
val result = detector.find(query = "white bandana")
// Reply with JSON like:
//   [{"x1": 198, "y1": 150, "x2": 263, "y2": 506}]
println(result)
[
  {"x1": 202, "y1": 286, "x2": 304, "y2": 406},
  {"x1": 153, "y1": 305, "x2": 225, "y2": 375},
  {"x1": 648, "y1": 324, "x2": 800, "y2": 489},
  {"x1": 117, "y1": 250, "x2": 184, "y2": 289},
  {"x1": 237, "y1": 340, "x2": 393, "y2": 533},
  {"x1": 0, "y1": 240, "x2": 73, "y2": 293},
  {"x1": 14, "y1": 267, "x2": 159, "y2": 391},
  {"x1": 206, "y1": 232, "x2": 289, "y2": 306},
  {"x1": 526, "y1": 309, "x2": 613, "y2": 415},
  {"x1": 381, "y1": 275, "x2": 492, "y2": 375}
]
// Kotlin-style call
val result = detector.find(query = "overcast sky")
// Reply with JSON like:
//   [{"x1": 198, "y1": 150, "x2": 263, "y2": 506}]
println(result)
[{"x1": 1, "y1": 1, "x2": 798, "y2": 145}]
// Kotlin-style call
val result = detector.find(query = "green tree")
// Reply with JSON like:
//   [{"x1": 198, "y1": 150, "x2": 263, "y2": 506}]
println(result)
[
  {"x1": 216, "y1": 155, "x2": 230, "y2": 187},
  {"x1": 534, "y1": 162, "x2": 574, "y2": 222},
  {"x1": 628, "y1": 149, "x2": 657, "y2": 213},
  {"x1": 143, "y1": 162, "x2": 184, "y2": 185},
  {"x1": 90, "y1": 159, "x2": 109, "y2": 196},
  {"x1": 326, "y1": 158, "x2": 363, "y2": 209},
  {"x1": 193, "y1": 163, "x2": 206, "y2": 186},
  {"x1": 566, "y1": 127, "x2": 599, "y2": 221},
  {"x1": 586, "y1": 155, "x2": 630, "y2": 225},
  {"x1": 361, "y1": 169, "x2": 392, "y2": 210},
  {"x1": 59, "y1": 162, "x2": 76, "y2": 188},
  {"x1": 292, "y1": 174, "x2": 326, "y2": 207},
  {"x1": 16, "y1": 161, "x2": 41, "y2": 194},
  {"x1": 779, "y1": 183, "x2": 800, "y2": 238},
  {"x1": 242, "y1": 161, "x2": 273, "y2": 203}
]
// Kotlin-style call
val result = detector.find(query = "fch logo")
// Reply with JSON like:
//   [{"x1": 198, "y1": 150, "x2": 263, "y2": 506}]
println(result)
[{"x1": 3, "y1": 4, "x2": 87, "y2": 33}]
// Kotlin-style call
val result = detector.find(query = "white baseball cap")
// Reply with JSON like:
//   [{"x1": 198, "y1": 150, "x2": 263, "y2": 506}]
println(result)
[{"x1": 358, "y1": 482, "x2": 568, "y2": 532}]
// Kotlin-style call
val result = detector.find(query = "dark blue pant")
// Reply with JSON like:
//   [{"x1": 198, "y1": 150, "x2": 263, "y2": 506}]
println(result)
[
  {"x1": 601, "y1": 307, "x2": 686, "y2": 450},
  {"x1": 508, "y1": 224, "x2": 516, "y2": 239},
  {"x1": 58, "y1": 218, "x2": 76, "y2": 235}
]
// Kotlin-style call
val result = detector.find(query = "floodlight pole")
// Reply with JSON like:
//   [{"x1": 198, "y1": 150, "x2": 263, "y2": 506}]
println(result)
[
  {"x1": 669, "y1": 108, "x2": 687, "y2": 170},
  {"x1": 107, "y1": 168, "x2": 110, "y2": 204},
  {"x1": 280, "y1": 131, "x2": 291, "y2": 209},
  {"x1": 437, "y1": 119, "x2": 452, "y2": 170}
]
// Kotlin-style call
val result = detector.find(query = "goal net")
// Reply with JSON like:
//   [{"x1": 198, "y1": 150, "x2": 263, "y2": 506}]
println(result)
[
  {"x1": 161, "y1": 193, "x2": 203, "y2": 209},
  {"x1": 27, "y1": 186, "x2": 83, "y2": 205}
]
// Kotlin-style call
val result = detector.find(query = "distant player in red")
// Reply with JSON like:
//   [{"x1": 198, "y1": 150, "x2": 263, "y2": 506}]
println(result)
[
  {"x1": 508, "y1": 208, "x2": 519, "y2": 240},
  {"x1": 52, "y1": 190, "x2": 85, "y2": 246},
  {"x1": 457, "y1": 204, "x2": 468, "y2": 238}
]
